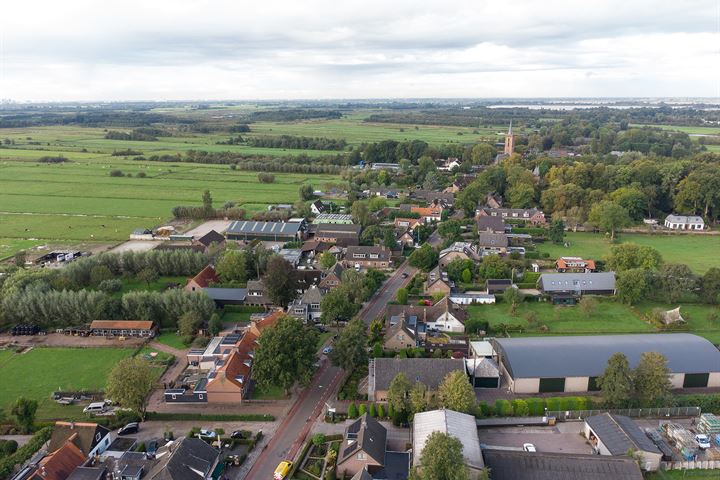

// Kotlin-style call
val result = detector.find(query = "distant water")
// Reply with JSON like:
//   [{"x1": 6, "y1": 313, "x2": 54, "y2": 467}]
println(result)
[{"x1": 487, "y1": 104, "x2": 720, "y2": 111}]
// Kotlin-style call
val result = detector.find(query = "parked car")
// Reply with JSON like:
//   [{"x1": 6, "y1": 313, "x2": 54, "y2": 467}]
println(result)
[
  {"x1": 230, "y1": 430, "x2": 250, "y2": 439},
  {"x1": 146, "y1": 440, "x2": 158, "y2": 459},
  {"x1": 322, "y1": 346, "x2": 333, "y2": 354},
  {"x1": 83, "y1": 402, "x2": 107, "y2": 414},
  {"x1": 274, "y1": 461, "x2": 292, "y2": 480},
  {"x1": 118, "y1": 422, "x2": 139, "y2": 435},
  {"x1": 199, "y1": 429, "x2": 217, "y2": 439},
  {"x1": 695, "y1": 434, "x2": 711, "y2": 450},
  {"x1": 401, "y1": 272, "x2": 409, "y2": 278},
  {"x1": 522, "y1": 443, "x2": 537, "y2": 452}
]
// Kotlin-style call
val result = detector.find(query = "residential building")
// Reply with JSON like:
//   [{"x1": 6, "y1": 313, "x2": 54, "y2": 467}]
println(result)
[
  {"x1": 486, "y1": 279, "x2": 512, "y2": 294},
  {"x1": 493, "y1": 333, "x2": 720, "y2": 394},
  {"x1": 315, "y1": 223, "x2": 361, "y2": 247},
  {"x1": 30, "y1": 440, "x2": 86, "y2": 480},
  {"x1": 476, "y1": 207, "x2": 546, "y2": 225},
  {"x1": 555, "y1": 257, "x2": 596, "y2": 273},
  {"x1": 486, "y1": 193, "x2": 503, "y2": 209},
  {"x1": 449, "y1": 291, "x2": 495, "y2": 305},
  {"x1": 382, "y1": 318, "x2": 418, "y2": 351},
  {"x1": 343, "y1": 246, "x2": 391, "y2": 269},
  {"x1": 664, "y1": 214, "x2": 705, "y2": 230},
  {"x1": 289, "y1": 285, "x2": 324, "y2": 323},
  {"x1": 292, "y1": 269, "x2": 323, "y2": 293},
  {"x1": 424, "y1": 267, "x2": 453, "y2": 296},
  {"x1": 393, "y1": 217, "x2": 421, "y2": 231},
  {"x1": 584, "y1": 413, "x2": 663, "y2": 471},
  {"x1": 187, "y1": 331, "x2": 243, "y2": 371},
  {"x1": 477, "y1": 232, "x2": 508, "y2": 255},
  {"x1": 145, "y1": 437, "x2": 221, "y2": 479},
  {"x1": 482, "y1": 449, "x2": 643, "y2": 480},
  {"x1": 185, "y1": 265, "x2": 219, "y2": 292},
  {"x1": 386, "y1": 297, "x2": 468, "y2": 334},
  {"x1": 413, "y1": 410, "x2": 484, "y2": 471},
  {"x1": 410, "y1": 205, "x2": 443, "y2": 223},
  {"x1": 444, "y1": 175, "x2": 476, "y2": 194},
  {"x1": 319, "y1": 263, "x2": 345, "y2": 292},
  {"x1": 476, "y1": 215, "x2": 508, "y2": 234},
  {"x1": 368, "y1": 358, "x2": 466, "y2": 402},
  {"x1": 202, "y1": 288, "x2": 247, "y2": 307},
  {"x1": 67, "y1": 467, "x2": 107, "y2": 480},
  {"x1": 438, "y1": 242, "x2": 479, "y2": 268},
  {"x1": 336, "y1": 414, "x2": 387, "y2": 478},
  {"x1": 48, "y1": 422, "x2": 112, "y2": 458},
  {"x1": 395, "y1": 228, "x2": 415, "y2": 248},
  {"x1": 311, "y1": 200, "x2": 327, "y2": 215},
  {"x1": 313, "y1": 213, "x2": 354, "y2": 224},
  {"x1": 538, "y1": 272, "x2": 616, "y2": 301},
  {"x1": 409, "y1": 190, "x2": 454, "y2": 207},
  {"x1": 89, "y1": 320, "x2": 156, "y2": 338},
  {"x1": 225, "y1": 220, "x2": 303, "y2": 242},
  {"x1": 194, "y1": 230, "x2": 226, "y2": 251},
  {"x1": 245, "y1": 279, "x2": 272, "y2": 306}
]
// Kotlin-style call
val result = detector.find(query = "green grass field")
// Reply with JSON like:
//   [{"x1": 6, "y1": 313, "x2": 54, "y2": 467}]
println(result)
[
  {"x1": 536, "y1": 232, "x2": 720, "y2": 273},
  {"x1": 154, "y1": 331, "x2": 190, "y2": 350},
  {"x1": 468, "y1": 300, "x2": 720, "y2": 343},
  {"x1": 646, "y1": 470, "x2": 720, "y2": 480},
  {"x1": 631, "y1": 124, "x2": 720, "y2": 135},
  {"x1": 0, "y1": 347, "x2": 137, "y2": 420}
]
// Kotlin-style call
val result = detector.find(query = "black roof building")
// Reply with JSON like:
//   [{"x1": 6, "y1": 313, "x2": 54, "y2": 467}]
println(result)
[
  {"x1": 585, "y1": 413, "x2": 661, "y2": 456},
  {"x1": 225, "y1": 221, "x2": 302, "y2": 242},
  {"x1": 195, "y1": 230, "x2": 225, "y2": 247}
]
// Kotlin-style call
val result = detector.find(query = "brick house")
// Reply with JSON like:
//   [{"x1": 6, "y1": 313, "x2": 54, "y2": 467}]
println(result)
[
  {"x1": 336, "y1": 415, "x2": 387, "y2": 478},
  {"x1": 343, "y1": 246, "x2": 391, "y2": 269},
  {"x1": 476, "y1": 207, "x2": 546, "y2": 225},
  {"x1": 185, "y1": 265, "x2": 219, "y2": 292}
]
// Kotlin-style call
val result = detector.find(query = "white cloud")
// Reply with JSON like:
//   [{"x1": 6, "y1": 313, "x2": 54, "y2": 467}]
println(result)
[{"x1": 0, "y1": 0, "x2": 717, "y2": 100}]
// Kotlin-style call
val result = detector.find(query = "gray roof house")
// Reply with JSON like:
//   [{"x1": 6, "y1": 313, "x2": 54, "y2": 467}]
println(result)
[
  {"x1": 664, "y1": 214, "x2": 705, "y2": 230},
  {"x1": 493, "y1": 333, "x2": 720, "y2": 394},
  {"x1": 584, "y1": 413, "x2": 663, "y2": 471},
  {"x1": 368, "y1": 358, "x2": 466, "y2": 401},
  {"x1": 337, "y1": 414, "x2": 387, "y2": 478},
  {"x1": 145, "y1": 437, "x2": 220, "y2": 480},
  {"x1": 477, "y1": 232, "x2": 508, "y2": 254},
  {"x1": 289, "y1": 285, "x2": 323, "y2": 323},
  {"x1": 538, "y1": 272, "x2": 616, "y2": 295},
  {"x1": 482, "y1": 449, "x2": 643, "y2": 480}
]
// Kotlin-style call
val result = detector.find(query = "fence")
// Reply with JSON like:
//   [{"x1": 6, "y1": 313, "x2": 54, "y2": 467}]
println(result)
[
  {"x1": 547, "y1": 406, "x2": 701, "y2": 421},
  {"x1": 661, "y1": 460, "x2": 720, "y2": 471}
]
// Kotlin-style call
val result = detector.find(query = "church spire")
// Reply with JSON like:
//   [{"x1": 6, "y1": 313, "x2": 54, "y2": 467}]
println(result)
[{"x1": 508, "y1": 120, "x2": 513, "y2": 135}]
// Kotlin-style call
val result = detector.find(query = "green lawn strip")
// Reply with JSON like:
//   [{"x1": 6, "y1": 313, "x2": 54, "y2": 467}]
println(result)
[
  {"x1": 536, "y1": 232, "x2": 720, "y2": 273},
  {"x1": 251, "y1": 384, "x2": 288, "y2": 400},
  {"x1": 316, "y1": 332, "x2": 333, "y2": 350},
  {"x1": 645, "y1": 470, "x2": 720, "y2": 480},
  {"x1": 154, "y1": 331, "x2": 190, "y2": 350}
]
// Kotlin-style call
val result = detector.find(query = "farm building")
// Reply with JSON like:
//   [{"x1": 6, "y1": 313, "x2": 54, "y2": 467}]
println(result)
[
  {"x1": 89, "y1": 320, "x2": 156, "y2": 338},
  {"x1": 412, "y1": 410, "x2": 484, "y2": 471},
  {"x1": 194, "y1": 229, "x2": 226, "y2": 250},
  {"x1": 185, "y1": 265, "x2": 219, "y2": 292},
  {"x1": 482, "y1": 449, "x2": 643, "y2": 480},
  {"x1": 584, "y1": 413, "x2": 663, "y2": 471},
  {"x1": 315, "y1": 223, "x2": 361, "y2": 247},
  {"x1": 538, "y1": 272, "x2": 616, "y2": 302},
  {"x1": 225, "y1": 220, "x2": 303, "y2": 242},
  {"x1": 203, "y1": 288, "x2": 247, "y2": 307},
  {"x1": 313, "y1": 213, "x2": 354, "y2": 224},
  {"x1": 664, "y1": 214, "x2": 705, "y2": 230},
  {"x1": 493, "y1": 333, "x2": 720, "y2": 394}
]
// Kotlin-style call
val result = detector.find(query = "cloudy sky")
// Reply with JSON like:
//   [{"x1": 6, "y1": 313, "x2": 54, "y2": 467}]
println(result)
[{"x1": 1, "y1": 0, "x2": 718, "y2": 101}]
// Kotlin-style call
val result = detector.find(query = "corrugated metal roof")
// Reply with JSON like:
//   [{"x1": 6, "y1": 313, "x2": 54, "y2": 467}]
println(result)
[
  {"x1": 585, "y1": 413, "x2": 661, "y2": 455},
  {"x1": 226, "y1": 221, "x2": 301, "y2": 235},
  {"x1": 494, "y1": 333, "x2": 720, "y2": 379},
  {"x1": 413, "y1": 409, "x2": 483, "y2": 468}
]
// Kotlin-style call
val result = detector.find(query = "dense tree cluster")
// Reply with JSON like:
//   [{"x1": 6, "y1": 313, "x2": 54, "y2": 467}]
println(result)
[{"x1": 248, "y1": 135, "x2": 347, "y2": 151}]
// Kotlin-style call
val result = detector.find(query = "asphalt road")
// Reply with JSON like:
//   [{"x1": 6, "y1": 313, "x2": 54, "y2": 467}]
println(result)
[
  {"x1": 244, "y1": 360, "x2": 343, "y2": 479},
  {"x1": 358, "y1": 230, "x2": 441, "y2": 325}
]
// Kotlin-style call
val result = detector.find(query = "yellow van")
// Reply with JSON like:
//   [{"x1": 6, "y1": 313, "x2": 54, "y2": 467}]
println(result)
[{"x1": 274, "y1": 461, "x2": 292, "y2": 479}]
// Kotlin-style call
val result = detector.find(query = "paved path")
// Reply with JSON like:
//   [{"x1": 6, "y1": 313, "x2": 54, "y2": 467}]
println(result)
[
  {"x1": 0, "y1": 435, "x2": 32, "y2": 447},
  {"x1": 148, "y1": 340, "x2": 186, "y2": 357},
  {"x1": 244, "y1": 361, "x2": 344, "y2": 479}
]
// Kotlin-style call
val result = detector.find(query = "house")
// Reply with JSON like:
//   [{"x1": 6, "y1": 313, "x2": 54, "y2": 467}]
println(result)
[
  {"x1": 383, "y1": 318, "x2": 418, "y2": 351},
  {"x1": 584, "y1": 413, "x2": 663, "y2": 471},
  {"x1": 555, "y1": 257, "x2": 596, "y2": 273},
  {"x1": 194, "y1": 230, "x2": 225, "y2": 251},
  {"x1": 538, "y1": 272, "x2": 616, "y2": 301},
  {"x1": 492, "y1": 333, "x2": 720, "y2": 394},
  {"x1": 311, "y1": 200, "x2": 327, "y2": 215},
  {"x1": 410, "y1": 205, "x2": 443, "y2": 223},
  {"x1": 319, "y1": 263, "x2": 345, "y2": 292},
  {"x1": 202, "y1": 288, "x2": 247, "y2": 307},
  {"x1": 482, "y1": 449, "x2": 643, "y2": 480},
  {"x1": 444, "y1": 175, "x2": 476, "y2": 194},
  {"x1": 225, "y1": 221, "x2": 303, "y2": 242},
  {"x1": 395, "y1": 228, "x2": 415, "y2": 248},
  {"x1": 89, "y1": 320, "x2": 156, "y2": 338},
  {"x1": 145, "y1": 437, "x2": 221, "y2": 479},
  {"x1": 477, "y1": 232, "x2": 508, "y2": 255},
  {"x1": 476, "y1": 207, "x2": 546, "y2": 225},
  {"x1": 67, "y1": 467, "x2": 107, "y2": 480},
  {"x1": 343, "y1": 246, "x2": 391, "y2": 269},
  {"x1": 476, "y1": 215, "x2": 508, "y2": 234},
  {"x1": 368, "y1": 358, "x2": 466, "y2": 402},
  {"x1": 412, "y1": 410, "x2": 484, "y2": 471},
  {"x1": 313, "y1": 213, "x2": 354, "y2": 224},
  {"x1": 449, "y1": 291, "x2": 495, "y2": 305},
  {"x1": 315, "y1": 224, "x2": 361, "y2": 247},
  {"x1": 424, "y1": 267, "x2": 453, "y2": 296},
  {"x1": 386, "y1": 297, "x2": 468, "y2": 334},
  {"x1": 486, "y1": 279, "x2": 512, "y2": 294},
  {"x1": 438, "y1": 242, "x2": 479, "y2": 268},
  {"x1": 486, "y1": 193, "x2": 503, "y2": 209},
  {"x1": 30, "y1": 439, "x2": 87, "y2": 480},
  {"x1": 187, "y1": 331, "x2": 243, "y2": 371},
  {"x1": 289, "y1": 285, "x2": 323, "y2": 323},
  {"x1": 436, "y1": 158, "x2": 462, "y2": 172},
  {"x1": 664, "y1": 214, "x2": 705, "y2": 230},
  {"x1": 244, "y1": 280, "x2": 272, "y2": 306},
  {"x1": 292, "y1": 269, "x2": 323, "y2": 293},
  {"x1": 48, "y1": 422, "x2": 112, "y2": 458},
  {"x1": 393, "y1": 217, "x2": 421, "y2": 231},
  {"x1": 410, "y1": 190, "x2": 454, "y2": 207},
  {"x1": 185, "y1": 265, "x2": 219, "y2": 292},
  {"x1": 336, "y1": 414, "x2": 387, "y2": 478},
  {"x1": 300, "y1": 240, "x2": 331, "y2": 260}
]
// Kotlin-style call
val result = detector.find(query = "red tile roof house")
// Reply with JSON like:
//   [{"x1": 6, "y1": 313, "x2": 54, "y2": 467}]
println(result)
[
  {"x1": 30, "y1": 437, "x2": 86, "y2": 480},
  {"x1": 555, "y1": 257, "x2": 597, "y2": 273},
  {"x1": 185, "y1": 265, "x2": 220, "y2": 292}
]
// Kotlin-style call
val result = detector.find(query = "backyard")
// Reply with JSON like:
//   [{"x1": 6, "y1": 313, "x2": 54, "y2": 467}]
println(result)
[{"x1": 536, "y1": 232, "x2": 720, "y2": 274}]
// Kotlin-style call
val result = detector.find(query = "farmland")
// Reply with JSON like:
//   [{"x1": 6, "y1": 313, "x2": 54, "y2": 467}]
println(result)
[
  {"x1": 468, "y1": 300, "x2": 720, "y2": 343},
  {"x1": 0, "y1": 347, "x2": 137, "y2": 420},
  {"x1": 536, "y1": 232, "x2": 720, "y2": 274}
]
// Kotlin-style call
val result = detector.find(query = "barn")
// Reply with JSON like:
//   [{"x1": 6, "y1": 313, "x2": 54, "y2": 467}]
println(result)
[{"x1": 493, "y1": 334, "x2": 720, "y2": 394}]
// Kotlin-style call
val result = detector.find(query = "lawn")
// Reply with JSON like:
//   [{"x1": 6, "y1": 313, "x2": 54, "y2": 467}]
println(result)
[
  {"x1": 154, "y1": 331, "x2": 190, "y2": 350},
  {"x1": 646, "y1": 470, "x2": 720, "y2": 480},
  {"x1": 536, "y1": 232, "x2": 720, "y2": 274},
  {"x1": 221, "y1": 311, "x2": 254, "y2": 325},
  {"x1": 251, "y1": 384, "x2": 288, "y2": 400},
  {"x1": 0, "y1": 238, "x2": 44, "y2": 261},
  {"x1": 0, "y1": 347, "x2": 137, "y2": 420},
  {"x1": 468, "y1": 300, "x2": 720, "y2": 343}
]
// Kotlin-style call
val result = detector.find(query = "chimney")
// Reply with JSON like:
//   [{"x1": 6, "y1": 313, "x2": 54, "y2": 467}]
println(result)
[{"x1": 70, "y1": 422, "x2": 75, "y2": 429}]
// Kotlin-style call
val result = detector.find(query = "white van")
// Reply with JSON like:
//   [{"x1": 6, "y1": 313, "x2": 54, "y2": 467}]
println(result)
[{"x1": 83, "y1": 402, "x2": 107, "y2": 414}]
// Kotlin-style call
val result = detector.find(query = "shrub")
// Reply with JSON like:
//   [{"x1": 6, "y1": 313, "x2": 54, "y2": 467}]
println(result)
[
  {"x1": 358, "y1": 404, "x2": 367, "y2": 416},
  {"x1": 545, "y1": 397, "x2": 562, "y2": 412},
  {"x1": 526, "y1": 398, "x2": 546, "y2": 416},
  {"x1": 347, "y1": 403, "x2": 358, "y2": 419},
  {"x1": 0, "y1": 427, "x2": 52, "y2": 478},
  {"x1": 136, "y1": 171, "x2": 147, "y2": 178},
  {"x1": 0, "y1": 440, "x2": 18, "y2": 458},
  {"x1": 369, "y1": 403, "x2": 377, "y2": 417},
  {"x1": 494, "y1": 399, "x2": 513, "y2": 417},
  {"x1": 511, "y1": 399, "x2": 530, "y2": 416},
  {"x1": 475, "y1": 401, "x2": 490, "y2": 418},
  {"x1": 98, "y1": 278, "x2": 123, "y2": 293},
  {"x1": 109, "y1": 170, "x2": 124, "y2": 177},
  {"x1": 377, "y1": 404, "x2": 385, "y2": 418},
  {"x1": 312, "y1": 433, "x2": 326, "y2": 447}
]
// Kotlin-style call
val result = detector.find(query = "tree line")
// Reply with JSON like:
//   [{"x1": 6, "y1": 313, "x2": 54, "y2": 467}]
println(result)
[{"x1": 247, "y1": 135, "x2": 347, "y2": 151}]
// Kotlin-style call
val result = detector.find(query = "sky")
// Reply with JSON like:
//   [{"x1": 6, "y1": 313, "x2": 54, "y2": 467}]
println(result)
[{"x1": 1, "y1": 0, "x2": 718, "y2": 101}]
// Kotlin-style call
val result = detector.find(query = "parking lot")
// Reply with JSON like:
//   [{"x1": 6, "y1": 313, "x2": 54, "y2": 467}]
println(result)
[{"x1": 477, "y1": 423, "x2": 594, "y2": 454}]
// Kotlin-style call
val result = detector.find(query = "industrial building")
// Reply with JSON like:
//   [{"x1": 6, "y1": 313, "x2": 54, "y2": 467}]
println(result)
[
  {"x1": 225, "y1": 220, "x2": 303, "y2": 242},
  {"x1": 493, "y1": 333, "x2": 720, "y2": 394}
]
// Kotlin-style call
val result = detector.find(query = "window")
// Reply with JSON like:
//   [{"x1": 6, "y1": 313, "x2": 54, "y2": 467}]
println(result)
[
  {"x1": 294, "y1": 308, "x2": 304, "y2": 314},
  {"x1": 358, "y1": 453, "x2": 366, "y2": 460},
  {"x1": 199, "y1": 394, "x2": 204, "y2": 400},
  {"x1": 369, "y1": 254, "x2": 379, "y2": 259},
  {"x1": 683, "y1": 373, "x2": 709, "y2": 388},
  {"x1": 311, "y1": 303, "x2": 320, "y2": 309},
  {"x1": 96, "y1": 433, "x2": 101, "y2": 441},
  {"x1": 353, "y1": 253, "x2": 366, "y2": 259},
  {"x1": 172, "y1": 394, "x2": 177, "y2": 400}
]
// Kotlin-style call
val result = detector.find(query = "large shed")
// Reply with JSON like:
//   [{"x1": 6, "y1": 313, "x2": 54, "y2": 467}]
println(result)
[
  {"x1": 225, "y1": 221, "x2": 302, "y2": 242},
  {"x1": 412, "y1": 409, "x2": 483, "y2": 471},
  {"x1": 493, "y1": 333, "x2": 720, "y2": 394}
]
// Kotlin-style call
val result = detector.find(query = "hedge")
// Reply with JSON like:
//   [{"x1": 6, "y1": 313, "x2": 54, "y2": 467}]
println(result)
[
  {"x1": 146, "y1": 412, "x2": 274, "y2": 422},
  {"x1": 475, "y1": 396, "x2": 596, "y2": 418},
  {"x1": 0, "y1": 427, "x2": 52, "y2": 479},
  {"x1": 511, "y1": 227, "x2": 546, "y2": 236}
]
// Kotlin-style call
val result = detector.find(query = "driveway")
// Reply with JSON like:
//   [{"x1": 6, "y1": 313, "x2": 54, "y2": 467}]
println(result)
[
  {"x1": 184, "y1": 220, "x2": 232, "y2": 237},
  {"x1": 109, "y1": 240, "x2": 158, "y2": 254},
  {"x1": 477, "y1": 423, "x2": 592, "y2": 454}
]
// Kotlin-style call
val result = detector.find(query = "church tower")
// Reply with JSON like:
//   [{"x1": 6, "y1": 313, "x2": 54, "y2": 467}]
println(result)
[{"x1": 503, "y1": 121, "x2": 515, "y2": 155}]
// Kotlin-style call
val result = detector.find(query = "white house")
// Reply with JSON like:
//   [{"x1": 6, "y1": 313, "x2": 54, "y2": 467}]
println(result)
[
  {"x1": 664, "y1": 214, "x2": 705, "y2": 230},
  {"x1": 449, "y1": 292, "x2": 496, "y2": 305}
]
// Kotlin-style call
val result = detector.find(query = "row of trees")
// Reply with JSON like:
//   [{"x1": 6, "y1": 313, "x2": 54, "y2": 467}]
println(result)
[
  {"x1": 597, "y1": 352, "x2": 673, "y2": 408},
  {"x1": 248, "y1": 135, "x2": 347, "y2": 151}
]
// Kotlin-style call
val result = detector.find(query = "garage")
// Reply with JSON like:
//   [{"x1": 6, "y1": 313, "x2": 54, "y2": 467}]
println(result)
[
  {"x1": 682, "y1": 372, "x2": 709, "y2": 388},
  {"x1": 539, "y1": 378, "x2": 565, "y2": 393}
]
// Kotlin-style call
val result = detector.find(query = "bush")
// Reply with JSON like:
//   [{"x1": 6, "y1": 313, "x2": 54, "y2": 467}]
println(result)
[
  {"x1": 0, "y1": 440, "x2": 18, "y2": 458},
  {"x1": 0, "y1": 427, "x2": 52, "y2": 478},
  {"x1": 511, "y1": 399, "x2": 530, "y2": 417},
  {"x1": 369, "y1": 403, "x2": 377, "y2": 417},
  {"x1": 526, "y1": 398, "x2": 546, "y2": 416},
  {"x1": 136, "y1": 171, "x2": 147, "y2": 178},
  {"x1": 312, "y1": 433, "x2": 326, "y2": 446},
  {"x1": 109, "y1": 170, "x2": 124, "y2": 177},
  {"x1": 358, "y1": 404, "x2": 367, "y2": 416},
  {"x1": 545, "y1": 397, "x2": 562, "y2": 412},
  {"x1": 98, "y1": 278, "x2": 123, "y2": 293},
  {"x1": 347, "y1": 403, "x2": 358, "y2": 419},
  {"x1": 377, "y1": 404, "x2": 385, "y2": 418},
  {"x1": 494, "y1": 399, "x2": 513, "y2": 417}
]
